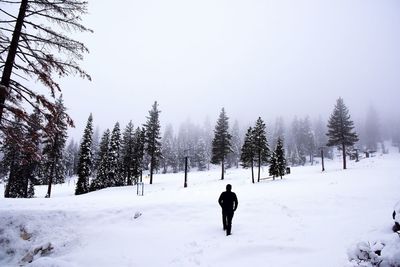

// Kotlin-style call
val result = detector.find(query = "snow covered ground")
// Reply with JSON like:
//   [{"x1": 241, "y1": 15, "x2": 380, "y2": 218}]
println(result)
[{"x1": 1, "y1": 149, "x2": 400, "y2": 267}]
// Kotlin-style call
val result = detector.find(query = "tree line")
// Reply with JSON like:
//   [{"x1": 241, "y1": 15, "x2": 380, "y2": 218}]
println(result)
[{"x1": 1, "y1": 97, "x2": 397, "y2": 198}]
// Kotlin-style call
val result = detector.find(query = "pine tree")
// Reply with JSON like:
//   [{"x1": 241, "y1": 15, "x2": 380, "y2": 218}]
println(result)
[
  {"x1": 2, "y1": 112, "x2": 42, "y2": 198},
  {"x1": 268, "y1": 152, "x2": 278, "y2": 179},
  {"x1": 314, "y1": 116, "x2": 333, "y2": 159},
  {"x1": 144, "y1": 101, "x2": 162, "y2": 184},
  {"x1": 299, "y1": 116, "x2": 315, "y2": 165},
  {"x1": 90, "y1": 129, "x2": 110, "y2": 191},
  {"x1": 228, "y1": 120, "x2": 242, "y2": 168},
  {"x1": 194, "y1": 138, "x2": 208, "y2": 171},
  {"x1": 109, "y1": 122, "x2": 122, "y2": 186},
  {"x1": 161, "y1": 124, "x2": 174, "y2": 173},
  {"x1": 133, "y1": 127, "x2": 146, "y2": 181},
  {"x1": 121, "y1": 121, "x2": 135, "y2": 185},
  {"x1": 241, "y1": 126, "x2": 256, "y2": 183},
  {"x1": 287, "y1": 117, "x2": 306, "y2": 166},
  {"x1": 272, "y1": 117, "x2": 285, "y2": 149},
  {"x1": 3, "y1": 117, "x2": 25, "y2": 198},
  {"x1": 91, "y1": 126, "x2": 101, "y2": 175},
  {"x1": 64, "y1": 139, "x2": 77, "y2": 177},
  {"x1": 253, "y1": 117, "x2": 270, "y2": 182},
  {"x1": 326, "y1": 97, "x2": 359, "y2": 170},
  {"x1": 275, "y1": 137, "x2": 286, "y2": 179},
  {"x1": 42, "y1": 97, "x2": 68, "y2": 197},
  {"x1": 211, "y1": 108, "x2": 232, "y2": 180},
  {"x1": 203, "y1": 117, "x2": 213, "y2": 170},
  {"x1": 19, "y1": 109, "x2": 42, "y2": 197},
  {"x1": 75, "y1": 114, "x2": 93, "y2": 195},
  {"x1": 171, "y1": 137, "x2": 180, "y2": 173}
]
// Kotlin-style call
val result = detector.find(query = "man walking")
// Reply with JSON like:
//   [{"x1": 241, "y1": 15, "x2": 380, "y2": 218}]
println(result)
[{"x1": 218, "y1": 184, "x2": 238, "y2": 236}]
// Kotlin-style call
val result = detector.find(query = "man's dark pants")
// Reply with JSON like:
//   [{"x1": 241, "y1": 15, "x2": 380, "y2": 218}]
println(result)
[{"x1": 222, "y1": 210, "x2": 234, "y2": 235}]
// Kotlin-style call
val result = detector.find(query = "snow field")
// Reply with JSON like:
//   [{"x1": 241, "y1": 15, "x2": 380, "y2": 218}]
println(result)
[{"x1": 1, "y1": 151, "x2": 400, "y2": 266}]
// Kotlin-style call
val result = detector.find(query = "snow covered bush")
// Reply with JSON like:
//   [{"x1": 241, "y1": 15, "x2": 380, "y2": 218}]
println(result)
[{"x1": 347, "y1": 237, "x2": 400, "y2": 267}]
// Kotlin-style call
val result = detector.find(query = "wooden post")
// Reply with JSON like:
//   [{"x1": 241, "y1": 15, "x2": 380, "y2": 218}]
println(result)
[
  {"x1": 321, "y1": 148, "x2": 325, "y2": 172},
  {"x1": 184, "y1": 157, "x2": 188, "y2": 188}
]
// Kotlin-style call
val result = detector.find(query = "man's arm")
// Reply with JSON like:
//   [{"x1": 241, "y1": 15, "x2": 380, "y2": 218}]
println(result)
[
  {"x1": 218, "y1": 193, "x2": 224, "y2": 208},
  {"x1": 233, "y1": 193, "x2": 238, "y2": 211}
]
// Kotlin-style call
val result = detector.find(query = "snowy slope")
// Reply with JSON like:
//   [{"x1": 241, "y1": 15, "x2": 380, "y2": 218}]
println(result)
[{"x1": 1, "y1": 150, "x2": 400, "y2": 267}]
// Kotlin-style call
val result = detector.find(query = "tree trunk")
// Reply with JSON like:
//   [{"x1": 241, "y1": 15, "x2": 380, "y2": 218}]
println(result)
[
  {"x1": 150, "y1": 156, "x2": 154, "y2": 184},
  {"x1": 0, "y1": 0, "x2": 28, "y2": 122},
  {"x1": 342, "y1": 143, "x2": 347, "y2": 169},
  {"x1": 257, "y1": 152, "x2": 261, "y2": 182},
  {"x1": 221, "y1": 158, "x2": 224, "y2": 180},
  {"x1": 46, "y1": 162, "x2": 55, "y2": 198},
  {"x1": 251, "y1": 160, "x2": 254, "y2": 184}
]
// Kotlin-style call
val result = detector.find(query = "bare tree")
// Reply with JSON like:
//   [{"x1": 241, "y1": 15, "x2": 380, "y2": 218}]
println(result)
[{"x1": 0, "y1": 0, "x2": 92, "y2": 130}]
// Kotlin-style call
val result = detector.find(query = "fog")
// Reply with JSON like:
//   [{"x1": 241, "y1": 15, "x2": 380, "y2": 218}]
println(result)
[{"x1": 60, "y1": 0, "x2": 400, "y2": 140}]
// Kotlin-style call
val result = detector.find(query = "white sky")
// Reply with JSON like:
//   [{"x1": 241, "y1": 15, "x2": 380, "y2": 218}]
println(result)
[{"x1": 59, "y1": 0, "x2": 400, "y2": 139}]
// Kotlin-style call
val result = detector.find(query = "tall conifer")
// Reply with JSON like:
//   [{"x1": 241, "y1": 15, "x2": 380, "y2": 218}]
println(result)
[
  {"x1": 326, "y1": 98, "x2": 358, "y2": 169},
  {"x1": 75, "y1": 114, "x2": 93, "y2": 195},
  {"x1": 211, "y1": 108, "x2": 232, "y2": 180},
  {"x1": 241, "y1": 126, "x2": 256, "y2": 183},
  {"x1": 90, "y1": 129, "x2": 110, "y2": 191},
  {"x1": 253, "y1": 117, "x2": 270, "y2": 182},
  {"x1": 42, "y1": 97, "x2": 68, "y2": 197},
  {"x1": 144, "y1": 102, "x2": 162, "y2": 184}
]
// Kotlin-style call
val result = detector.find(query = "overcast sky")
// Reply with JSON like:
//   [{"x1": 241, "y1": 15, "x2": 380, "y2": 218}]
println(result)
[{"x1": 60, "y1": 0, "x2": 400, "y2": 140}]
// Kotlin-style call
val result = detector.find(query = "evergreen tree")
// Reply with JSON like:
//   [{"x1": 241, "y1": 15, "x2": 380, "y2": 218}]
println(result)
[
  {"x1": 3, "y1": 117, "x2": 25, "y2": 198},
  {"x1": 133, "y1": 127, "x2": 146, "y2": 181},
  {"x1": 287, "y1": 117, "x2": 306, "y2": 166},
  {"x1": 314, "y1": 116, "x2": 333, "y2": 159},
  {"x1": 300, "y1": 116, "x2": 315, "y2": 165},
  {"x1": 228, "y1": 120, "x2": 242, "y2": 168},
  {"x1": 19, "y1": 109, "x2": 42, "y2": 197},
  {"x1": 211, "y1": 108, "x2": 232, "y2": 180},
  {"x1": 42, "y1": 97, "x2": 68, "y2": 197},
  {"x1": 109, "y1": 122, "x2": 122, "y2": 186},
  {"x1": 326, "y1": 97, "x2": 359, "y2": 170},
  {"x1": 240, "y1": 126, "x2": 256, "y2": 183},
  {"x1": 268, "y1": 152, "x2": 278, "y2": 179},
  {"x1": 161, "y1": 124, "x2": 174, "y2": 173},
  {"x1": 90, "y1": 129, "x2": 110, "y2": 191},
  {"x1": 194, "y1": 138, "x2": 208, "y2": 171},
  {"x1": 203, "y1": 117, "x2": 213, "y2": 170},
  {"x1": 253, "y1": 117, "x2": 270, "y2": 182},
  {"x1": 75, "y1": 114, "x2": 93, "y2": 195},
  {"x1": 3, "y1": 111, "x2": 42, "y2": 198},
  {"x1": 91, "y1": 126, "x2": 101, "y2": 175},
  {"x1": 64, "y1": 139, "x2": 77, "y2": 177},
  {"x1": 171, "y1": 137, "x2": 180, "y2": 173},
  {"x1": 144, "y1": 101, "x2": 162, "y2": 184},
  {"x1": 121, "y1": 121, "x2": 135, "y2": 185},
  {"x1": 272, "y1": 117, "x2": 285, "y2": 149},
  {"x1": 274, "y1": 137, "x2": 286, "y2": 179}
]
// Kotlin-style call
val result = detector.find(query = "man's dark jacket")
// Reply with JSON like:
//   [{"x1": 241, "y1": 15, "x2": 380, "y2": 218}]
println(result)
[{"x1": 218, "y1": 191, "x2": 238, "y2": 212}]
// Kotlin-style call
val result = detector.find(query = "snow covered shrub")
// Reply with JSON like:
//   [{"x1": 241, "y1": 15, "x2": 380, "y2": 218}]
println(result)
[
  {"x1": 347, "y1": 238, "x2": 400, "y2": 267},
  {"x1": 347, "y1": 241, "x2": 384, "y2": 266}
]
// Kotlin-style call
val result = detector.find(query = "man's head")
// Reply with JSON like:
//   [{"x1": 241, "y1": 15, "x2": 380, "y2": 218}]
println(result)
[{"x1": 226, "y1": 184, "x2": 232, "y2": 192}]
